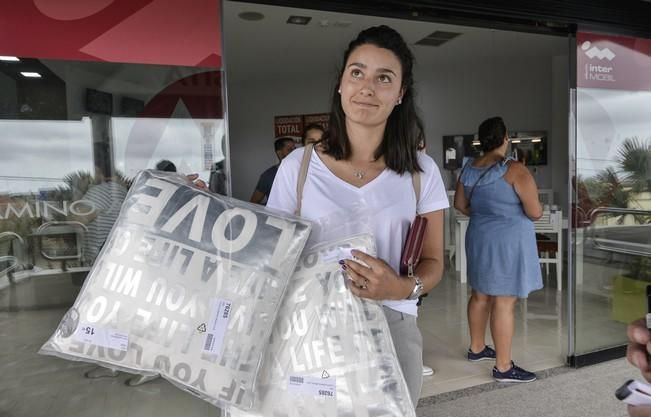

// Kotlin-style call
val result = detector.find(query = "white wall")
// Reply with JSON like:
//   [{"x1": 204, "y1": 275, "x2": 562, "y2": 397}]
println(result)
[
  {"x1": 415, "y1": 57, "x2": 554, "y2": 190},
  {"x1": 227, "y1": 56, "x2": 570, "y2": 203},
  {"x1": 227, "y1": 74, "x2": 335, "y2": 200}
]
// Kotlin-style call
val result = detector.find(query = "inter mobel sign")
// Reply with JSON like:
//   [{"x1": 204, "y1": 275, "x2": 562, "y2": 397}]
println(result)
[{"x1": 577, "y1": 32, "x2": 651, "y2": 91}]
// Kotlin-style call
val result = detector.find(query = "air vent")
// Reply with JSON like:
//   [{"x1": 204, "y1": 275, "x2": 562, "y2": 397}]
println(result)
[
  {"x1": 415, "y1": 30, "x2": 462, "y2": 47},
  {"x1": 238, "y1": 11, "x2": 264, "y2": 21}
]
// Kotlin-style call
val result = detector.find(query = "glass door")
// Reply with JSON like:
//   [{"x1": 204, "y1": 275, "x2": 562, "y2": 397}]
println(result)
[{"x1": 571, "y1": 31, "x2": 651, "y2": 364}]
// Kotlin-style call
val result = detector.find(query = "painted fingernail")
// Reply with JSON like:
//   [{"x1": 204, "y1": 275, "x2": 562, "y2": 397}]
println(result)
[{"x1": 341, "y1": 264, "x2": 347, "y2": 270}]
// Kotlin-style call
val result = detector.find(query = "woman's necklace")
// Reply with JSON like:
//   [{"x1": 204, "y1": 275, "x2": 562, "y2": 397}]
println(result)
[{"x1": 349, "y1": 156, "x2": 382, "y2": 181}]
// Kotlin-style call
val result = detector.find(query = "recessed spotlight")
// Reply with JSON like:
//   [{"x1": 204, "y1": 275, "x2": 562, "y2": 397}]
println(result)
[
  {"x1": 20, "y1": 72, "x2": 42, "y2": 78},
  {"x1": 287, "y1": 15, "x2": 312, "y2": 25},
  {"x1": 238, "y1": 11, "x2": 264, "y2": 21},
  {"x1": 0, "y1": 56, "x2": 20, "y2": 62}
]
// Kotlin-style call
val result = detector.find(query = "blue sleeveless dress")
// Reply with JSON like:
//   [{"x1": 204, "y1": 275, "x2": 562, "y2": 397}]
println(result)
[{"x1": 460, "y1": 158, "x2": 542, "y2": 298}]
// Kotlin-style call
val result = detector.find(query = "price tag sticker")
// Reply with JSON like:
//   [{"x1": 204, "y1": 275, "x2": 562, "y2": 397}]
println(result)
[
  {"x1": 321, "y1": 246, "x2": 368, "y2": 264},
  {"x1": 288, "y1": 374, "x2": 336, "y2": 399},
  {"x1": 75, "y1": 324, "x2": 129, "y2": 351},
  {"x1": 202, "y1": 298, "x2": 232, "y2": 355}
]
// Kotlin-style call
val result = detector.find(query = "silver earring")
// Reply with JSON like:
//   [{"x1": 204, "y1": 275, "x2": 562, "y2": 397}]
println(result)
[
  {"x1": 338, "y1": 88, "x2": 341, "y2": 94},
  {"x1": 397, "y1": 98, "x2": 402, "y2": 105}
]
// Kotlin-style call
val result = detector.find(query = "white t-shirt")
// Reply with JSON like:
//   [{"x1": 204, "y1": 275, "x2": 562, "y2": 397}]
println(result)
[{"x1": 267, "y1": 147, "x2": 449, "y2": 316}]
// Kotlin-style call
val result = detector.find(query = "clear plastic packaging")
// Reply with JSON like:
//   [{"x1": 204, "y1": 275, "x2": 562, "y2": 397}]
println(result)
[
  {"x1": 225, "y1": 233, "x2": 417, "y2": 417},
  {"x1": 39, "y1": 170, "x2": 312, "y2": 410}
]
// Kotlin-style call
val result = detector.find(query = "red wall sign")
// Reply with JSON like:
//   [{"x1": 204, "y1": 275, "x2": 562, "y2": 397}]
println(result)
[
  {"x1": 274, "y1": 113, "x2": 330, "y2": 140},
  {"x1": 0, "y1": 0, "x2": 221, "y2": 68},
  {"x1": 577, "y1": 32, "x2": 651, "y2": 91},
  {"x1": 274, "y1": 115, "x2": 303, "y2": 139}
]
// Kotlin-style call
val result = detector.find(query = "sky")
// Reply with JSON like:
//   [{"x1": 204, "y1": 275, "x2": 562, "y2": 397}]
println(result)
[
  {"x1": 0, "y1": 115, "x2": 224, "y2": 195},
  {"x1": 576, "y1": 88, "x2": 651, "y2": 178}
]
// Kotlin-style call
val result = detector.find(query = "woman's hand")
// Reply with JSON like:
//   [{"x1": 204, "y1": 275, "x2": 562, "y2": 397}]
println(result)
[
  {"x1": 341, "y1": 250, "x2": 411, "y2": 300},
  {"x1": 627, "y1": 318, "x2": 651, "y2": 380},
  {"x1": 186, "y1": 173, "x2": 209, "y2": 191},
  {"x1": 627, "y1": 319, "x2": 651, "y2": 417}
]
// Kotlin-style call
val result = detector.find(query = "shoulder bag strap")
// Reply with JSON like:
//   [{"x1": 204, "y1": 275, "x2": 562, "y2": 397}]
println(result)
[
  {"x1": 465, "y1": 161, "x2": 499, "y2": 208},
  {"x1": 295, "y1": 143, "x2": 314, "y2": 216}
]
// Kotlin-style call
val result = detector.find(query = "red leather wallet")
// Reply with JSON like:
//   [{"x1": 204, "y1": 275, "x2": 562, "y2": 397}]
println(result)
[{"x1": 400, "y1": 215, "x2": 428, "y2": 276}]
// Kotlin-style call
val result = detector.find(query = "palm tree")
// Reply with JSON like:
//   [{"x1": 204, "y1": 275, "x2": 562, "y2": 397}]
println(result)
[
  {"x1": 597, "y1": 167, "x2": 631, "y2": 208},
  {"x1": 582, "y1": 137, "x2": 651, "y2": 225},
  {"x1": 617, "y1": 137, "x2": 651, "y2": 194}
]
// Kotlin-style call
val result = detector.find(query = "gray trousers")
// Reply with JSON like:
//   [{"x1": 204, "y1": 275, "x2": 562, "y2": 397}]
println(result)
[{"x1": 383, "y1": 306, "x2": 423, "y2": 409}]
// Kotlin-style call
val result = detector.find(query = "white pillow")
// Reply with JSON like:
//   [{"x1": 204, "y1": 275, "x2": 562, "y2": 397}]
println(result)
[
  {"x1": 39, "y1": 170, "x2": 312, "y2": 410},
  {"x1": 226, "y1": 234, "x2": 416, "y2": 417}
]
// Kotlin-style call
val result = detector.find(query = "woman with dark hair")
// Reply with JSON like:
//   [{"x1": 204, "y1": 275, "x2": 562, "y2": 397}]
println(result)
[
  {"x1": 155, "y1": 159, "x2": 177, "y2": 172},
  {"x1": 267, "y1": 25, "x2": 448, "y2": 407},
  {"x1": 454, "y1": 116, "x2": 543, "y2": 383},
  {"x1": 301, "y1": 123, "x2": 325, "y2": 146}
]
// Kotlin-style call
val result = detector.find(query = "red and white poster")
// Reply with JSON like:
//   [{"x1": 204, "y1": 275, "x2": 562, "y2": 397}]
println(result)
[
  {"x1": 577, "y1": 32, "x2": 651, "y2": 92},
  {"x1": 273, "y1": 115, "x2": 303, "y2": 141}
]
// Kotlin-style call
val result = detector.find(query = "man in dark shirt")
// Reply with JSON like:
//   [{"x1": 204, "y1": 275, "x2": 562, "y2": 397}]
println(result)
[{"x1": 250, "y1": 137, "x2": 295, "y2": 204}]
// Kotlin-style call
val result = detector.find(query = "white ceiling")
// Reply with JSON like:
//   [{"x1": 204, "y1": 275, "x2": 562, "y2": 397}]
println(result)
[{"x1": 223, "y1": 1, "x2": 569, "y2": 82}]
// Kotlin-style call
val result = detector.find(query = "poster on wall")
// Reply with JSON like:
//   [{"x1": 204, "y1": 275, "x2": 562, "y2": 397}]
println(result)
[
  {"x1": 274, "y1": 113, "x2": 330, "y2": 143},
  {"x1": 274, "y1": 115, "x2": 303, "y2": 142},
  {"x1": 442, "y1": 134, "x2": 478, "y2": 170},
  {"x1": 443, "y1": 131, "x2": 548, "y2": 170}
]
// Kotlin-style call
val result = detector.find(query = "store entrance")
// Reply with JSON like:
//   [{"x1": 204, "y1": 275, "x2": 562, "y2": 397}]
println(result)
[{"x1": 224, "y1": 1, "x2": 571, "y2": 397}]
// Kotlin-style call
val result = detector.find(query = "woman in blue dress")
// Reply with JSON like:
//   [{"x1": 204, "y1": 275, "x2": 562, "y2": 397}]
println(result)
[{"x1": 454, "y1": 117, "x2": 543, "y2": 383}]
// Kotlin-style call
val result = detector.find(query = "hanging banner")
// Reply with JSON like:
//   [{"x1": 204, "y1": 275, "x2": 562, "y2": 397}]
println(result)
[{"x1": 0, "y1": 0, "x2": 221, "y2": 68}]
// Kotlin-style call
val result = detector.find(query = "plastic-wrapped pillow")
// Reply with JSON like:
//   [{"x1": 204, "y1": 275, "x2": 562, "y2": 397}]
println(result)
[
  {"x1": 39, "y1": 170, "x2": 312, "y2": 409},
  {"x1": 226, "y1": 234, "x2": 416, "y2": 417}
]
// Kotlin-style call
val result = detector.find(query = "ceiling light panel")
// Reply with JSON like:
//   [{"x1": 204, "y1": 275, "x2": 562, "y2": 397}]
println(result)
[{"x1": 20, "y1": 72, "x2": 42, "y2": 78}]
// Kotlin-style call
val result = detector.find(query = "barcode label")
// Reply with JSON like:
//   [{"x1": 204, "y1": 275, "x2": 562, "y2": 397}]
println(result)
[
  {"x1": 288, "y1": 374, "x2": 336, "y2": 399},
  {"x1": 203, "y1": 333, "x2": 214, "y2": 351},
  {"x1": 202, "y1": 298, "x2": 232, "y2": 355}
]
